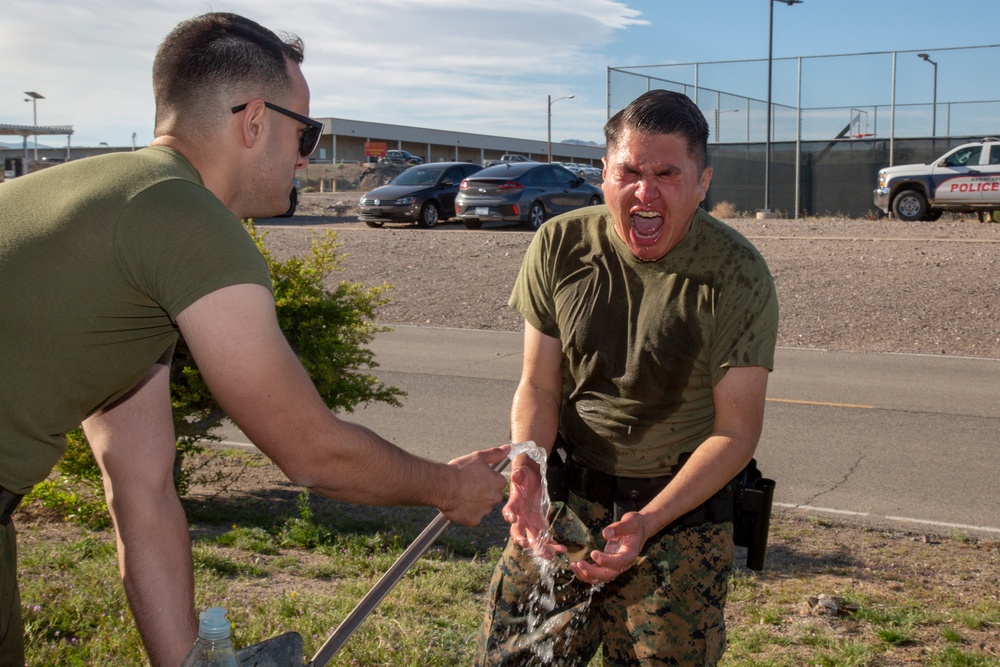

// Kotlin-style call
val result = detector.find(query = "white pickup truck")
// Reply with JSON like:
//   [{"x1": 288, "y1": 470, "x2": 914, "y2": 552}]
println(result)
[{"x1": 874, "y1": 138, "x2": 1000, "y2": 221}]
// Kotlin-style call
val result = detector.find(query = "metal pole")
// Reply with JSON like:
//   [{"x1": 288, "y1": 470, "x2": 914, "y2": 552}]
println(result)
[
  {"x1": 24, "y1": 91, "x2": 44, "y2": 163},
  {"x1": 932, "y1": 61, "x2": 937, "y2": 137},
  {"x1": 794, "y1": 56, "x2": 801, "y2": 220},
  {"x1": 547, "y1": 94, "x2": 552, "y2": 163},
  {"x1": 547, "y1": 95, "x2": 574, "y2": 163},
  {"x1": 917, "y1": 54, "x2": 937, "y2": 138},
  {"x1": 762, "y1": 1, "x2": 801, "y2": 215},
  {"x1": 889, "y1": 52, "x2": 897, "y2": 167},
  {"x1": 32, "y1": 99, "x2": 38, "y2": 161},
  {"x1": 764, "y1": 0, "x2": 774, "y2": 212}
]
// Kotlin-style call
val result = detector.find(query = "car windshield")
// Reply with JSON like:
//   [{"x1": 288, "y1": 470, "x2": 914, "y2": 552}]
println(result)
[{"x1": 391, "y1": 167, "x2": 444, "y2": 186}]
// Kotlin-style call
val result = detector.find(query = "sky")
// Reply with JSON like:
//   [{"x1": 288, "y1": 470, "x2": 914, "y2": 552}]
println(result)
[{"x1": 1, "y1": 0, "x2": 994, "y2": 149}]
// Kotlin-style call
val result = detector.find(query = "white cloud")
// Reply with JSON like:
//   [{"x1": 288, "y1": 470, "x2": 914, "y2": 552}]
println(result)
[{"x1": 0, "y1": 0, "x2": 645, "y2": 147}]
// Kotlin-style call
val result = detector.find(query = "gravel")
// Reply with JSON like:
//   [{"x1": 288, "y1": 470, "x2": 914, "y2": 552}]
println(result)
[{"x1": 257, "y1": 192, "x2": 1000, "y2": 359}]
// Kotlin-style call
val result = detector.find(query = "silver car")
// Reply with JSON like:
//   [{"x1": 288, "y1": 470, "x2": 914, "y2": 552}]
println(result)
[{"x1": 455, "y1": 162, "x2": 603, "y2": 230}]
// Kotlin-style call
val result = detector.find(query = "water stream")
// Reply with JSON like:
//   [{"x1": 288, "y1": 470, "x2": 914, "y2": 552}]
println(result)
[{"x1": 506, "y1": 441, "x2": 601, "y2": 664}]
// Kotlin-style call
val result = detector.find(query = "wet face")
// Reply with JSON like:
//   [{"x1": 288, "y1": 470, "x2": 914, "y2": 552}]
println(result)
[{"x1": 601, "y1": 128, "x2": 712, "y2": 262}]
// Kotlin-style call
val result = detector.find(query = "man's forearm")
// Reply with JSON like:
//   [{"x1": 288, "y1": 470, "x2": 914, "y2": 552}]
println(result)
[
  {"x1": 292, "y1": 417, "x2": 455, "y2": 507},
  {"x1": 510, "y1": 383, "x2": 561, "y2": 453},
  {"x1": 637, "y1": 434, "x2": 756, "y2": 535},
  {"x1": 111, "y1": 490, "x2": 197, "y2": 667}
]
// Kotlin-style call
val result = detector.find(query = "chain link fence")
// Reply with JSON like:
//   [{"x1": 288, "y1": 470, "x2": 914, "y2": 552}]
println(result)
[{"x1": 608, "y1": 45, "x2": 1000, "y2": 218}]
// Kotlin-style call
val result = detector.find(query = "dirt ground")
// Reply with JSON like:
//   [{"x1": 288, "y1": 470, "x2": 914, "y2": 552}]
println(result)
[{"x1": 260, "y1": 190, "x2": 1000, "y2": 359}]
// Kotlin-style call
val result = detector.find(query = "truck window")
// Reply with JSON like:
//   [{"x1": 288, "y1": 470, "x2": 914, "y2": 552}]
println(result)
[
  {"x1": 943, "y1": 146, "x2": 982, "y2": 167},
  {"x1": 990, "y1": 147, "x2": 1000, "y2": 165}
]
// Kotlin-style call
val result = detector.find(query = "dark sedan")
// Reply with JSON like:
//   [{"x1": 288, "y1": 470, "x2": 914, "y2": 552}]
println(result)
[
  {"x1": 359, "y1": 162, "x2": 483, "y2": 228},
  {"x1": 455, "y1": 162, "x2": 603, "y2": 230}
]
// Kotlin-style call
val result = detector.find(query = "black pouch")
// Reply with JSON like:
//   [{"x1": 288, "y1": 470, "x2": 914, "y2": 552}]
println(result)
[{"x1": 732, "y1": 459, "x2": 776, "y2": 571}]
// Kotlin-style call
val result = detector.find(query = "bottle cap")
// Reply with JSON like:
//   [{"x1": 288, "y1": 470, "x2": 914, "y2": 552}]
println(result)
[{"x1": 198, "y1": 607, "x2": 232, "y2": 641}]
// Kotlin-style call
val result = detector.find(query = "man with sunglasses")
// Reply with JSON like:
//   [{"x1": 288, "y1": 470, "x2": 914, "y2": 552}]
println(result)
[{"x1": 0, "y1": 12, "x2": 509, "y2": 667}]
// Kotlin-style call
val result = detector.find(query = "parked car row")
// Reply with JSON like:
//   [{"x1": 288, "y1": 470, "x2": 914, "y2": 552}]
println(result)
[
  {"x1": 553, "y1": 161, "x2": 602, "y2": 179},
  {"x1": 358, "y1": 161, "x2": 603, "y2": 230}
]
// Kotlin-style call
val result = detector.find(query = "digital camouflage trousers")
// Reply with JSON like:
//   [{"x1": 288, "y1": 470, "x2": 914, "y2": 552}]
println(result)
[{"x1": 475, "y1": 490, "x2": 734, "y2": 667}]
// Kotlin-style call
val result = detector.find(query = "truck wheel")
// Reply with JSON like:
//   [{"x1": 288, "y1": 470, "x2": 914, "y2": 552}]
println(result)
[{"x1": 892, "y1": 190, "x2": 928, "y2": 222}]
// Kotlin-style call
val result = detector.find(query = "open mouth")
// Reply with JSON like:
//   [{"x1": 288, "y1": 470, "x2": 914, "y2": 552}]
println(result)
[{"x1": 630, "y1": 210, "x2": 663, "y2": 246}]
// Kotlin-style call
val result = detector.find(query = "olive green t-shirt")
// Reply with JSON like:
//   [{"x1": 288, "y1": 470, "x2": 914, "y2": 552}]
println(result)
[
  {"x1": 0, "y1": 147, "x2": 272, "y2": 494},
  {"x1": 509, "y1": 206, "x2": 778, "y2": 478}
]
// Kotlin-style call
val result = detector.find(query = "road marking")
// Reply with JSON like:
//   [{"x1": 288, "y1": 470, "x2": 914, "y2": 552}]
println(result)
[
  {"x1": 884, "y1": 515, "x2": 1000, "y2": 535},
  {"x1": 767, "y1": 398, "x2": 875, "y2": 409},
  {"x1": 776, "y1": 503, "x2": 1000, "y2": 535},
  {"x1": 745, "y1": 235, "x2": 1000, "y2": 244}
]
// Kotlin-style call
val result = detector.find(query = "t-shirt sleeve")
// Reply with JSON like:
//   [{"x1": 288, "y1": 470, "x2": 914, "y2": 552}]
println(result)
[
  {"x1": 508, "y1": 228, "x2": 560, "y2": 338},
  {"x1": 710, "y1": 248, "x2": 779, "y2": 385},
  {"x1": 115, "y1": 179, "x2": 272, "y2": 321}
]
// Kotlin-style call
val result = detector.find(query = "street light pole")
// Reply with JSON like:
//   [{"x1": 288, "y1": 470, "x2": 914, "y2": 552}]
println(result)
[
  {"x1": 547, "y1": 94, "x2": 575, "y2": 163},
  {"x1": 24, "y1": 91, "x2": 45, "y2": 162},
  {"x1": 763, "y1": 0, "x2": 800, "y2": 216},
  {"x1": 917, "y1": 53, "x2": 938, "y2": 137}
]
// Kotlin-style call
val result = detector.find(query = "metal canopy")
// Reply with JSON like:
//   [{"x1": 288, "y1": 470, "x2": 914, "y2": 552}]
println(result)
[
  {"x1": 0, "y1": 124, "x2": 74, "y2": 137},
  {"x1": 1, "y1": 124, "x2": 74, "y2": 176}
]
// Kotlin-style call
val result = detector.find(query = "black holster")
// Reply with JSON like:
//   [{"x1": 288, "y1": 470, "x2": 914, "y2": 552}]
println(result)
[{"x1": 732, "y1": 460, "x2": 776, "y2": 571}]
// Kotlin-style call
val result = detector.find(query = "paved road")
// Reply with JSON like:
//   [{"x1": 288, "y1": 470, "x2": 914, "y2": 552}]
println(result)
[{"x1": 215, "y1": 326, "x2": 1000, "y2": 538}]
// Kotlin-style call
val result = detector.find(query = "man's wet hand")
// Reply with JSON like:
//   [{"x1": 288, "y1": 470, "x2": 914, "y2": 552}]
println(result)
[
  {"x1": 569, "y1": 511, "x2": 646, "y2": 584},
  {"x1": 503, "y1": 461, "x2": 567, "y2": 559}
]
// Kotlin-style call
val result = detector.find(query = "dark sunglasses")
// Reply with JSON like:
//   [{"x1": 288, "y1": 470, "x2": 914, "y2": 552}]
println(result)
[{"x1": 231, "y1": 101, "x2": 324, "y2": 158}]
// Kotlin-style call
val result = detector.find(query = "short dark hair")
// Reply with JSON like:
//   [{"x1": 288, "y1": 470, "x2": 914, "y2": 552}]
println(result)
[
  {"x1": 152, "y1": 13, "x2": 304, "y2": 129},
  {"x1": 604, "y1": 90, "x2": 709, "y2": 169}
]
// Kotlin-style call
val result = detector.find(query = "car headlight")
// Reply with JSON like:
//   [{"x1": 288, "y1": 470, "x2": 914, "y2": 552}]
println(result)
[
  {"x1": 395, "y1": 196, "x2": 416, "y2": 205},
  {"x1": 878, "y1": 171, "x2": 887, "y2": 189}
]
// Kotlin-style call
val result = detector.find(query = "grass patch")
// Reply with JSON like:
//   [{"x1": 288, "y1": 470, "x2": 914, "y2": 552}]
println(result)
[{"x1": 15, "y1": 449, "x2": 1000, "y2": 665}]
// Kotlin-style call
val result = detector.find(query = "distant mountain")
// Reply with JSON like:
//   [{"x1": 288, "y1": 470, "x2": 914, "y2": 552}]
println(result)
[
  {"x1": 563, "y1": 139, "x2": 605, "y2": 148},
  {"x1": 0, "y1": 141, "x2": 54, "y2": 149}
]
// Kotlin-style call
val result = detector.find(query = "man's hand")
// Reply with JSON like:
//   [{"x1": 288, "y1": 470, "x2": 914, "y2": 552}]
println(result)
[
  {"x1": 569, "y1": 511, "x2": 647, "y2": 585},
  {"x1": 501, "y1": 455, "x2": 567, "y2": 559},
  {"x1": 439, "y1": 445, "x2": 511, "y2": 526}
]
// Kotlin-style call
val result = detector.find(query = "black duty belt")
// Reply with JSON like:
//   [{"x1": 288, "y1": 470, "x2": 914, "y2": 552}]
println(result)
[
  {"x1": 1, "y1": 485, "x2": 24, "y2": 525},
  {"x1": 546, "y1": 443, "x2": 736, "y2": 535}
]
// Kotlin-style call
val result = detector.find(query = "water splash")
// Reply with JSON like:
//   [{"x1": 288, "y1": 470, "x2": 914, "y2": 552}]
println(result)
[
  {"x1": 508, "y1": 440, "x2": 551, "y2": 531},
  {"x1": 505, "y1": 441, "x2": 599, "y2": 664}
]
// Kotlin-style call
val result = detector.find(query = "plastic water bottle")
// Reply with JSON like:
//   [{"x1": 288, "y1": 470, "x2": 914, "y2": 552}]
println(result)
[{"x1": 179, "y1": 607, "x2": 240, "y2": 667}]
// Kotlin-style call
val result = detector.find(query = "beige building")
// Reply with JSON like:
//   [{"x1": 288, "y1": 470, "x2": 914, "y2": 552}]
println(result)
[{"x1": 1, "y1": 117, "x2": 605, "y2": 173}]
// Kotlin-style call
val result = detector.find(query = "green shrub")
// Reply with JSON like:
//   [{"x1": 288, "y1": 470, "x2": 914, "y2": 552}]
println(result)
[{"x1": 27, "y1": 222, "x2": 402, "y2": 525}]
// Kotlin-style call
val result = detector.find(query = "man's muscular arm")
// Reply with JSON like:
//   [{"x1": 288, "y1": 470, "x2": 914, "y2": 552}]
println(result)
[
  {"x1": 84, "y1": 364, "x2": 197, "y2": 667},
  {"x1": 176, "y1": 283, "x2": 508, "y2": 525}
]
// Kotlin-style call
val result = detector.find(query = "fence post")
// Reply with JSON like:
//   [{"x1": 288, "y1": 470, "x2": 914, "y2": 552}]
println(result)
[
  {"x1": 890, "y1": 51, "x2": 897, "y2": 166},
  {"x1": 794, "y1": 57, "x2": 802, "y2": 220}
]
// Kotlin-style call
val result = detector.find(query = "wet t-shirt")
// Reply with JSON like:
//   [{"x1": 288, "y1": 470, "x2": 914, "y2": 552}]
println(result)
[{"x1": 509, "y1": 206, "x2": 778, "y2": 477}]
